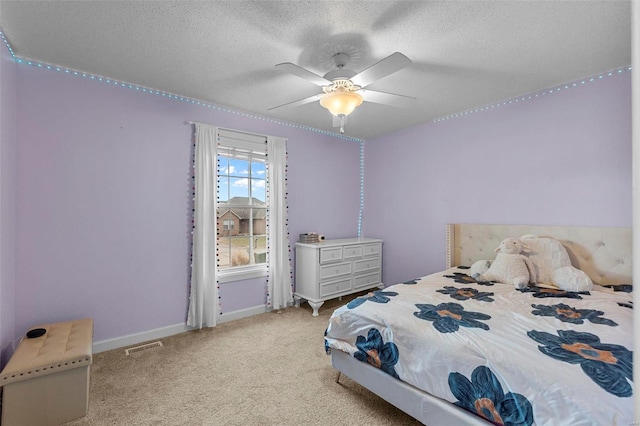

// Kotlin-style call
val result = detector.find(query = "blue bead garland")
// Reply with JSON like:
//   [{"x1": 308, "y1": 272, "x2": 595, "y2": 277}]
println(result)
[
  {"x1": 4, "y1": 29, "x2": 627, "y2": 246},
  {"x1": 432, "y1": 66, "x2": 632, "y2": 123}
]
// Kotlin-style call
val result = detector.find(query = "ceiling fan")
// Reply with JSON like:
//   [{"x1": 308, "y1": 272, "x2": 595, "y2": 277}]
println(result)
[{"x1": 270, "y1": 52, "x2": 415, "y2": 133}]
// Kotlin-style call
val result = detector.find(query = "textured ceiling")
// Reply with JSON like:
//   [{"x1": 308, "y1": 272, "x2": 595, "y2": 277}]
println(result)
[{"x1": 0, "y1": 0, "x2": 632, "y2": 139}]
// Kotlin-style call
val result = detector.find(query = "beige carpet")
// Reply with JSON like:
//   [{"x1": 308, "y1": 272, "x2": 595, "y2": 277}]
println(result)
[{"x1": 65, "y1": 296, "x2": 422, "y2": 426}]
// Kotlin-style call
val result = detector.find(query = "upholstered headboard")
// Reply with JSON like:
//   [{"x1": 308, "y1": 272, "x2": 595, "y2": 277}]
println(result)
[{"x1": 446, "y1": 223, "x2": 632, "y2": 286}]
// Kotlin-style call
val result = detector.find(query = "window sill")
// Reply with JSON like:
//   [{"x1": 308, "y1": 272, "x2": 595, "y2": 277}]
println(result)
[{"x1": 218, "y1": 266, "x2": 268, "y2": 283}]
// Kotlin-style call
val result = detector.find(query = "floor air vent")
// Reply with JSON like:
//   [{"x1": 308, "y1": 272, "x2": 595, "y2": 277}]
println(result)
[{"x1": 125, "y1": 341, "x2": 163, "y2": 355}]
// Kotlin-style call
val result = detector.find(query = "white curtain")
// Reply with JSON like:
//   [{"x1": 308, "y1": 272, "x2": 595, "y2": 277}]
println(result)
[
  {"x1": 267, "y1": 136, "x2": 293, "y2": 310},
  {"x1": 187, "y1": 123, "x2": 219, "y2": 328}
]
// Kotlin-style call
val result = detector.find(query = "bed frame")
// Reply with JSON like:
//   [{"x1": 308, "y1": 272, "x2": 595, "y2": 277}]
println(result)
[{"x1": 331, "y1": 223, "x2": 632, "y2": 425}]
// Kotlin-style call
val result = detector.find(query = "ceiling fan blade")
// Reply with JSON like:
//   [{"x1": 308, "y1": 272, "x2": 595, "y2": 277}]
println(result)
[
  {"x1": 275, "y1": 62, "x2": 332, "y2": 87},
  {"x1": 268, "y1": 93, "x2": 322, "y2": 111},
  {"x1": 350, "y1": 52, "x2": 412, "y2": 88},
  {"x1": 359, "y1": 89, "x2": 416, "y2": 108}
]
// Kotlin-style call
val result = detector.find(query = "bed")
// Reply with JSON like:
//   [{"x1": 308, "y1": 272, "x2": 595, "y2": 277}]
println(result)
[{"x1": 324, "y1": 224, "x2": 633, "y2": 425}]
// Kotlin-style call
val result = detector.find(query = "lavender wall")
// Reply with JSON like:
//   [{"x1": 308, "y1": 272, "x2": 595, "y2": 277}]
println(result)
[
  {"x1": 362, "y1": 72, "x2": 632, "y2": 287},
  {"x1": 0, "y1": 36, "x2": 17, "y2": 366},
  {"x1": 14, "y1": 64, "x2": 361, "y2": 342},
  {"x1": 10, "y1": 49, "x2": 631, "y2": 350}
]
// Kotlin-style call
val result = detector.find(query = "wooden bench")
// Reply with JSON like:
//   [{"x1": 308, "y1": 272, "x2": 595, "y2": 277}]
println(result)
[{"x1": 1, "y1": 318, "x2": 93, "y2": 426}]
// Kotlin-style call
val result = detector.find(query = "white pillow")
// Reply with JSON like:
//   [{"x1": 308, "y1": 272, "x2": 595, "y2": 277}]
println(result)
[
  {"x1": 520, "y1": 235, "x2": 571, "y2": 284},
  {"x1": 552, "y1": 266, "x2": 593, "y2": 292}
]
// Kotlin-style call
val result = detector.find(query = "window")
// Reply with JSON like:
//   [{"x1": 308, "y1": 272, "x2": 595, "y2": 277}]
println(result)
[
  {"x1": 216, "y1": 128, "x2": 268, "y2": 281},
  {"x1": 189, "y1": 122, "x2": 290, "y2": 325}
]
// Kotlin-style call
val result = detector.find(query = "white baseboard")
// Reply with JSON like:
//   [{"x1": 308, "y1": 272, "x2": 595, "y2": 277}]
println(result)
[
  {"x1": 219, "y1": 305, "x2": 267, "y2": 324},
  {"x1": 92, "y1": 305, "x2": 267, "y2": 353},
  {"x1": 92, "y1": 323, "x2": 190, "y2": 353}
]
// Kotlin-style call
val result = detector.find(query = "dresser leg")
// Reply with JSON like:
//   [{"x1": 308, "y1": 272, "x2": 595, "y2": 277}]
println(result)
[
  {"x1": 294, "y1": 295, "x2": 301, "y2": 308},
  {"x1": 308, "y1": 300, "x2": 324, "y2": 316}
]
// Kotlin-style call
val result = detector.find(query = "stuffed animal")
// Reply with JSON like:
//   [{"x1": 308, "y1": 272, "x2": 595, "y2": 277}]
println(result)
[
  {"x1": 520, "y1": 234, "x2": 593, "y2": 291},
  {"x1": 477, "y1": 237, "x2": 537, "y2": 289},
  {"x1": 470, "y1": 260, "x2": 492, "y2": 278}
]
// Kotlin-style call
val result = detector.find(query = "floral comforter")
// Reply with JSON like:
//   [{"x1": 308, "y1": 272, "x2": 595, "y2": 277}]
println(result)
[{"x1": 324, "y1": 267, "x2": 633, "y2": 425}]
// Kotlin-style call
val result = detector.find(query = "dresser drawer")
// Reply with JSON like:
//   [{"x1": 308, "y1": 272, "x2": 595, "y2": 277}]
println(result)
[
  {"x1": 363, "y1": 243, "x2": 381, "y2": 257},
  {"x1": 353, "y1": 272, "x2": 381, "y2": 290},
  {"x1": 320, "y1": 278, "x2": 352, "y2": 298},
  {"x1": 343, "y1": 244, "x2": 363, "y2": 259},
  {"x1": 354, "y1": 257, "x2": 380, "y2": 274},
  {"x1": 319, "y1": 262, "x2": 352, "y2": 280},
  {"x1": 320, "y1": 247, "x2": 343, "y2": 263}
]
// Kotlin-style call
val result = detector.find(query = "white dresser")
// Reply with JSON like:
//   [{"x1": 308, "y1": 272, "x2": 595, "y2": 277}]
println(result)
[{"x1": 294, "y1": 237, "x2": 383, "y2": 316}]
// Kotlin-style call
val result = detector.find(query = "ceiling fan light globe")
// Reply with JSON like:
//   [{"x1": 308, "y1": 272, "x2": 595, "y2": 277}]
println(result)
[{"x1": 319, "y1": 90, "x2": 363, "y2": 116}]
